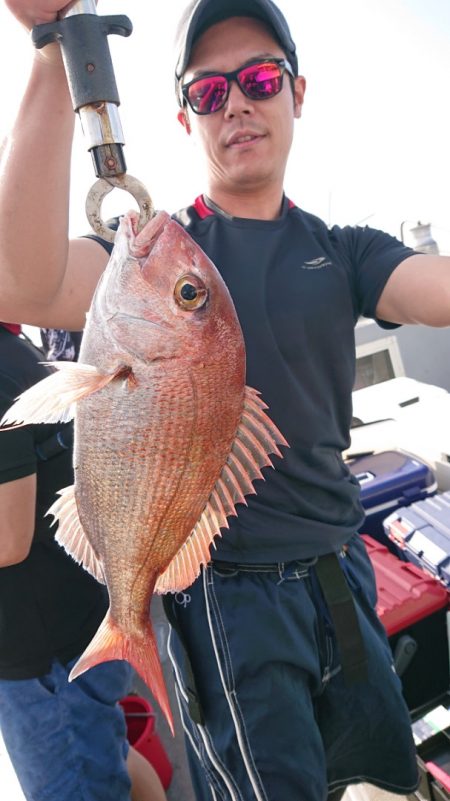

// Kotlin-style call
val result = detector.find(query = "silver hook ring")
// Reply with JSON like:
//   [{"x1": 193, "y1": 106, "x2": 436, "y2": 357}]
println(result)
[{"x1": 85, "y1": 175, "x2": 154, "y2": 243}]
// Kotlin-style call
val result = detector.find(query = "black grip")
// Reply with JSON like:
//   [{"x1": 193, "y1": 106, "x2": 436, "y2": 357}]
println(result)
[{"x1": 31, "y1": 14, "x2": 132, "y2": 111}]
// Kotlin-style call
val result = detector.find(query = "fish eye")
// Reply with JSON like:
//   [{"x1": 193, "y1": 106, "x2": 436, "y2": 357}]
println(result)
[{"x1": 174, "y1": 274, "x2": 208, "y2": 310}]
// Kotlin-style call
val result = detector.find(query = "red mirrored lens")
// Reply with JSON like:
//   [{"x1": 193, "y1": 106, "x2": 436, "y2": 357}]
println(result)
[
  {"x1": 238, "y1": 62, "x2": 283, "y2": 99},
  {"x1": 187, "y1": 75, "x2": 228, "y2": 114},
  {"x1": 185, "y1": 61, "x2": 285, "y2": 114}
]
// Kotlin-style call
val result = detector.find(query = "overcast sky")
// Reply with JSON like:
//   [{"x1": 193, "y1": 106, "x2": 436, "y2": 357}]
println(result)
[{"x1": 1, "y1": 0, "x2": 450, "y2": 252}]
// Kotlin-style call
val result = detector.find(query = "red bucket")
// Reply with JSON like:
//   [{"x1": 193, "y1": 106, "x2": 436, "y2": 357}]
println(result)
[{"x1": 119, "y1": 695, "x2": 173, "y2": 790}]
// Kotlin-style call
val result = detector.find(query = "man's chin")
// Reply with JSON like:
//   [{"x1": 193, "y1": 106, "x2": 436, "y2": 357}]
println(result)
[{"x1": 227, "y1": 165, "x2": 272, "y2": 190}]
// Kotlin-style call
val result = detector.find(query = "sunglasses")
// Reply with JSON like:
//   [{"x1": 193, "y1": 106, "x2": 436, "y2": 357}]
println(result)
[{"x1": 181, "y1": 58, "x2": 295, "y2": 115}]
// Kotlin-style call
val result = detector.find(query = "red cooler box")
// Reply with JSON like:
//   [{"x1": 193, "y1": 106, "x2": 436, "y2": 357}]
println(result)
[
  {"x1": 119, "y1": 695, "x2": 173, "y2": 790},
  {"x1": 362, "y1": 534, "x2": 449, "y2": 711},
  {"x1": 348, "y1": 450, "x2": 437, "y2": 549}
]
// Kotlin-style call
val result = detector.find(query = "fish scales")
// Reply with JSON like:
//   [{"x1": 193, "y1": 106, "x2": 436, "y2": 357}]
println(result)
[
  {"x1": 75, "y1": 366, "x2": 240, "y2": 564},
  {"x1": 0, "y1": 210, "x2": 288, "y2": 733}
]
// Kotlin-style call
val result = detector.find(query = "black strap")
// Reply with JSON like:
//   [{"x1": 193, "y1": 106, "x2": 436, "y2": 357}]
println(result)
[
  {"x1": 162, "y1": 595, "x2": 205, "y2": 726},
  {"x1": 35, "y1": 424, "x2": 73, "y2": 461},
  {"x1": 315, "y1": 552, "x2": 368, "y2": 684}
]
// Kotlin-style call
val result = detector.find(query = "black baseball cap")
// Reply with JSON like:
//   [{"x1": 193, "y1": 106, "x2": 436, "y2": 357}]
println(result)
[{"x1": 175, "y1": 0, "x2": 298, "y2": 101}]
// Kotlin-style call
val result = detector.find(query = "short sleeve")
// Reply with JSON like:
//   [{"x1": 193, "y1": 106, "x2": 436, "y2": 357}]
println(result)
[
  {"x1": 81, "y1": 216, "x2": 121, "y2": 256},
  {"x1": 0, "y1": 379, "x2": 37, "y2": 484},
  {"x1": 330, "y1": 225, "x2": 418, "y2": 328}
]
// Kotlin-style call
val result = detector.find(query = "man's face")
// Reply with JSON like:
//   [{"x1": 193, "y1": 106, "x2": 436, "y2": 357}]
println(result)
[{"x1": 178, "y1": 16, "x2": 306, "y2": 197}]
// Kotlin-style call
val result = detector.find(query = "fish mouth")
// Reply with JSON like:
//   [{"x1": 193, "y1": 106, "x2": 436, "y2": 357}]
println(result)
[{"x1": 131, "y1": 210, "x2": 169, "y2": 259}]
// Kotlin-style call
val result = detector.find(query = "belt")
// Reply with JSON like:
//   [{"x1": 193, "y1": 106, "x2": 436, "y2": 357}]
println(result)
[{"x1": 212, "y1": 558, "x2": 317, "y2": 575}]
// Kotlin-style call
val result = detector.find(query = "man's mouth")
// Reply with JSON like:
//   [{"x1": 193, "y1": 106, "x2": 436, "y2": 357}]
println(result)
[{"x1": 226, "y1": 132, "x2": 264, "y2": 147}]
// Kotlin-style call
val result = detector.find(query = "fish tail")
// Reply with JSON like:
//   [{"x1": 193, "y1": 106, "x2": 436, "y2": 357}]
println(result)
[{"x1": 69, "y1": 609, "x2": 174, "y2": 736}]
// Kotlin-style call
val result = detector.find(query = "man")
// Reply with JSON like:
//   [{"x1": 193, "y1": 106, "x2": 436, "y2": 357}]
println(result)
[
  {"x1": 1, "y1": 0, "x2": 450, "y2": 799},
  {"x1": 0, "y1": 324, "x2": 167, "y2": 801}
]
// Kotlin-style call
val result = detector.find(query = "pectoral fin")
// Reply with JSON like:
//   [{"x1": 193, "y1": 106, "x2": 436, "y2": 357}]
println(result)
[
  {"x1": 155, "y1": 385, "x2": 288, "y2": 594},
  {"x1": 48, "y1": 485, "x2": 106, "y2": 584},
  {"x1": 0, "y1": 361, "x2": 125, "y2": 426}
]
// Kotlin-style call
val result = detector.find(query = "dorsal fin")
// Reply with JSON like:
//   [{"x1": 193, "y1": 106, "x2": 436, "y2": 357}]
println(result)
[
  {"x1": 48, "y1": 485, "x2": 106, "y2": 584},
  {"x1": 155, "y1": 386, "x2": 287, "y2": 594}
]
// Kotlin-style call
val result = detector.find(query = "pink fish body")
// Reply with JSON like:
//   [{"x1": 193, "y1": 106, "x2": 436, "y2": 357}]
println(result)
[{"x1": 1, "y1": 210, "x2": 287, "y2": 732}]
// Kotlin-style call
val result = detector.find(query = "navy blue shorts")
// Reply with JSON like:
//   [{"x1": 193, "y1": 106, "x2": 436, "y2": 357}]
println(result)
[
  {"x1": 0, "y1": 656, "x2": 134, "y2": 801},
  {"x1": 167, "y1": 533, "x2": 419, "y2": 801}
]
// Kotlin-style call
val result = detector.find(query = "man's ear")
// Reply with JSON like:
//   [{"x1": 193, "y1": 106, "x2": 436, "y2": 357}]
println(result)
[
  {"x1": 293, "y1": 76, "x2": 306, "y2": 119},
  {"x1": 177, "y1": 109, "x2": 191, "y2": 134}
]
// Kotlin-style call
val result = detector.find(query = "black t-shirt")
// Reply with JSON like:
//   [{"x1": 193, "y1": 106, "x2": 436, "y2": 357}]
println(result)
[
  {"x1": 0, "y1": 327, "x2": 108, "y2": 679},
  {"x1": 88, "y1": 197, "x2": 417, "y2": 561}
]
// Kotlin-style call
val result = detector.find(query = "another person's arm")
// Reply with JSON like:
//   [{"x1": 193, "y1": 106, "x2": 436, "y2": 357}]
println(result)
[
  {"x1": 127, "y1": 746, "x2": 167, "y2": 801},
  {"x1": 0, "y1": 472, "x2": 36, "y2": 566}
]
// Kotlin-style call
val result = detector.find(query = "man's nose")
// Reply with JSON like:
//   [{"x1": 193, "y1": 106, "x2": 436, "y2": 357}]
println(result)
[{"x1": 224, "y1": 80, "x2": 253, "y2": 116}]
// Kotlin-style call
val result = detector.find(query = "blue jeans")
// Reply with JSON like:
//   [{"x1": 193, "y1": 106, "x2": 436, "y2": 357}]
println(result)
[
  {"x1": 167, "y1": 533, "x2": 419, "y2": 801},
  {"x1": 0, "y1": 656, "x2": 134, "y2": 801}
]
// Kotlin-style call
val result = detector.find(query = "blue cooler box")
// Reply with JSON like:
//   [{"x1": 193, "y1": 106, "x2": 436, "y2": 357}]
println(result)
[
  {"x1": 348, "y1": 450, "x2": 437, "y2": 548},
  {"x1": 384, "y1": 492, "x2": 450, "y2": 587}
]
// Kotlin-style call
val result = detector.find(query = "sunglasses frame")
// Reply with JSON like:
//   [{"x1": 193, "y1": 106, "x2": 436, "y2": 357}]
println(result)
[{"x1": 181, "y1": 57, "x2": 295, "y2": 115}]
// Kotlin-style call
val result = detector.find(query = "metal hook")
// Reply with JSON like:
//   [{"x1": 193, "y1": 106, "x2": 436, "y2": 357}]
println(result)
[{"x1": 85, "y1": 174, "x2": 154, "y2": 242}]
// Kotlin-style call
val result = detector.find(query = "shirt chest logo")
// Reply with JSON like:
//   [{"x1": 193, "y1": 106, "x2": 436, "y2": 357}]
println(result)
[{"x1": 300, "y1": 256, "x2": 333, "y2": 270}]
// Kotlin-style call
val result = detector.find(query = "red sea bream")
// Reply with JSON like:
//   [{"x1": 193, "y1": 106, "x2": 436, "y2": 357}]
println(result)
[{"x1": 1, "y1": 210, "x2": 288, "y2": 733}]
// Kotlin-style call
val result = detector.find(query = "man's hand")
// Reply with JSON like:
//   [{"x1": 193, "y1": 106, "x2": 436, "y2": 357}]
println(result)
[
  {"x1": 4, "y1": 1, "x2": 98, "y2": 65},
  {"x1": 4, "y1": 0, "x2": 65, "y2": 30},
  {"x1": 4, "y1": 1, "x2": 73, "y2": 66}
]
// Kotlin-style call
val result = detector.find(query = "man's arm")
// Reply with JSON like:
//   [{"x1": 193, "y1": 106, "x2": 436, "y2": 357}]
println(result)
[
  {"x1": 0, "y1": 3, "x2": 108, "y2": 330},
  {"x1": 376, "y1": 254, "x2": 450, "y2": 327},
  {"x1": 0, "y1": 473, "x2": 36, "y2": 566}
]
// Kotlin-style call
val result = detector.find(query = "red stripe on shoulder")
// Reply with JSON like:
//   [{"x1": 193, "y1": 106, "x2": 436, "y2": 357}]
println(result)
[
  {"x1": 0, "y1": 323, "x2": 21, "y2": 335},
  {"x1": 193, "y1": 195, "x2": 215, "y2": 219},
  {"x1": 287, "y1": 198, "x2": 296, "y2": 209}
]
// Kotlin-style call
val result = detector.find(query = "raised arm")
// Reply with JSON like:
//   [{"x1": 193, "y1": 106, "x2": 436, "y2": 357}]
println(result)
[
  {"x1": 376, "y1": 254, "x2": 450, "y2": 327},
  {"x1": 0, "y1": 1, "x2": 109, "y2": 330}
]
